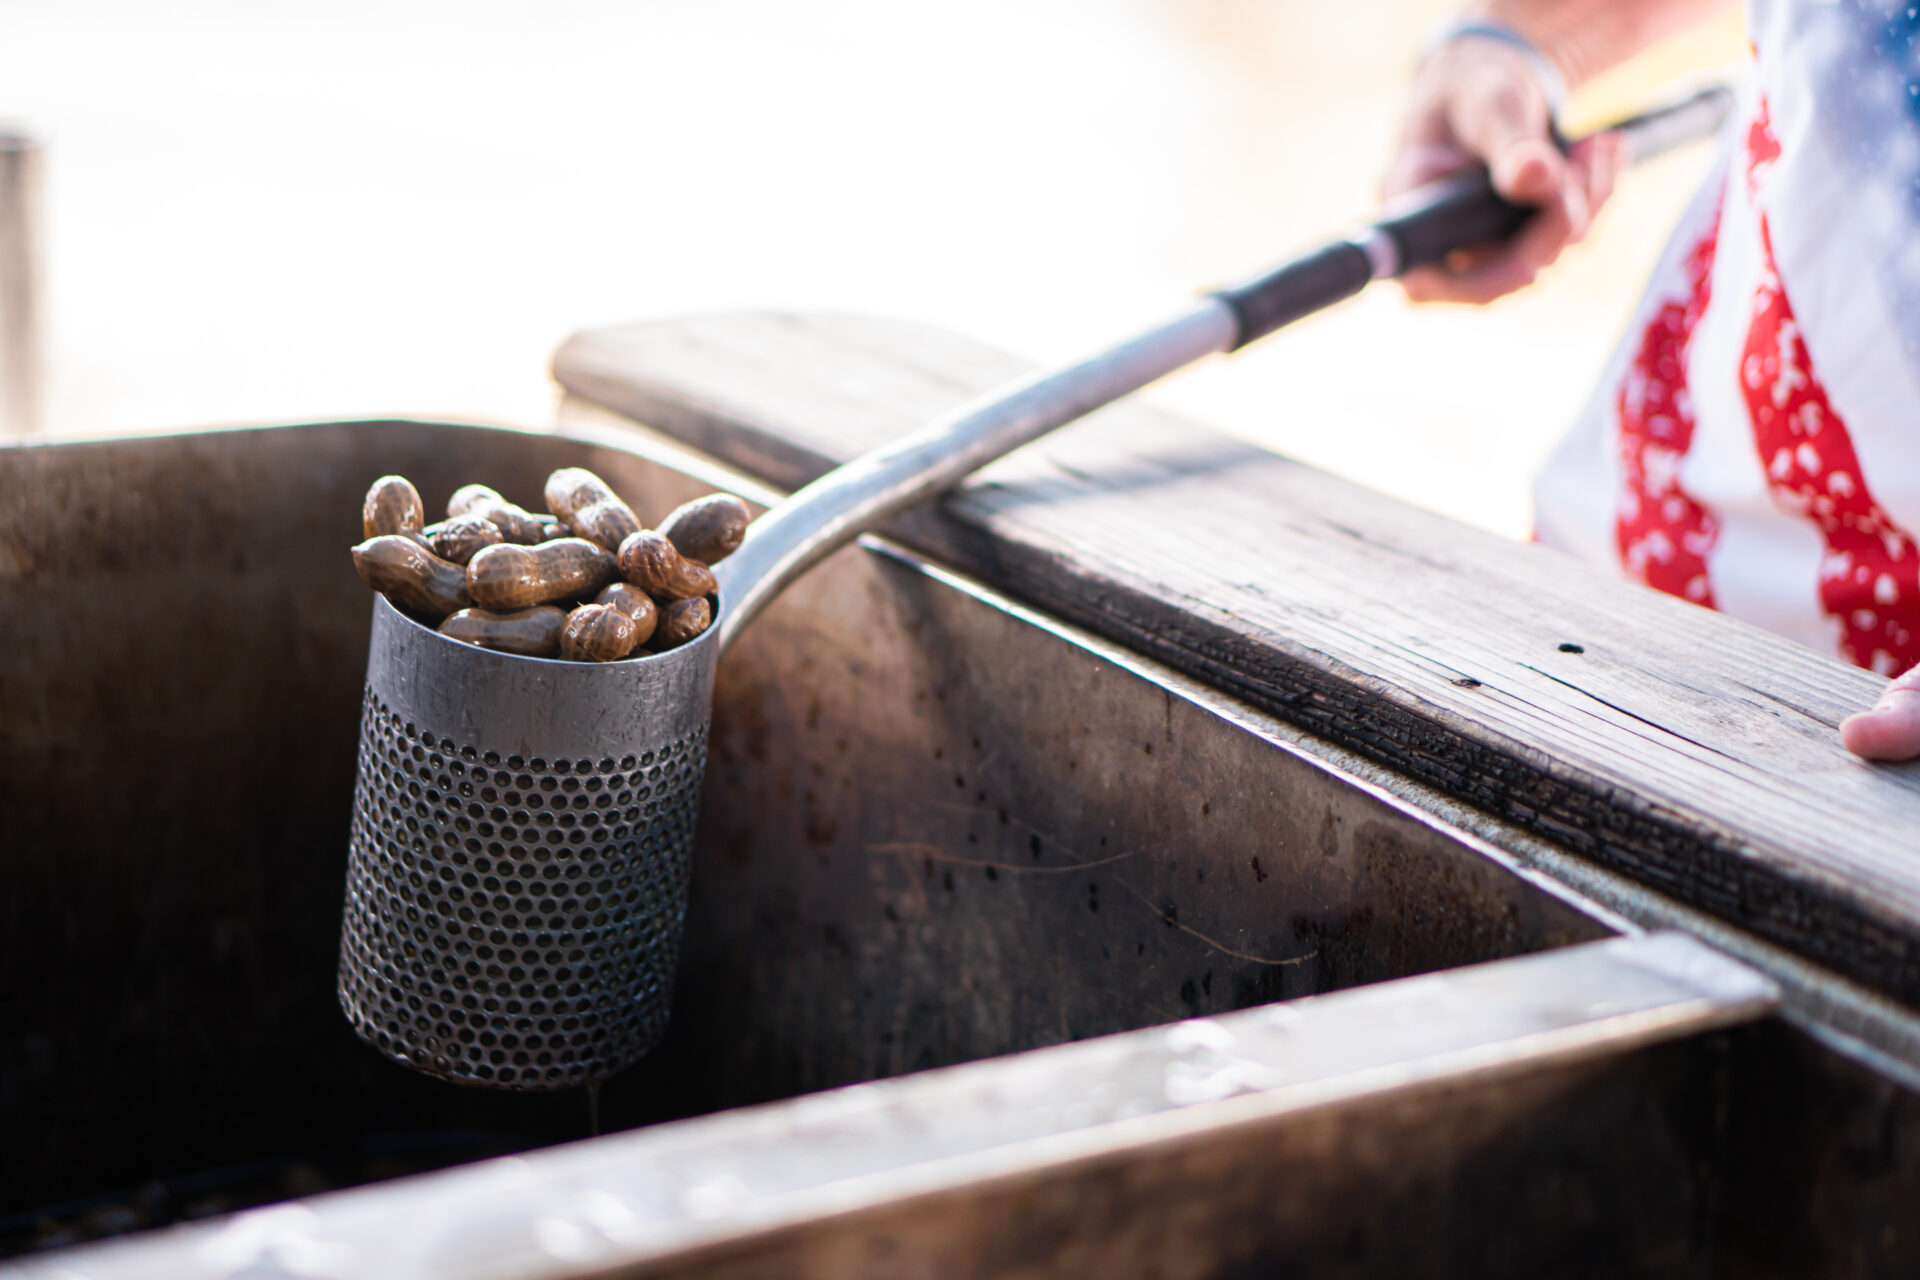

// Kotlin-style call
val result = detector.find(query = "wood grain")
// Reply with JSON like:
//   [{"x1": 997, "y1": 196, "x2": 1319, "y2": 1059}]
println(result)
[{"x1": 554, "y1": 311, "x2": 1920, "y2": 1008}]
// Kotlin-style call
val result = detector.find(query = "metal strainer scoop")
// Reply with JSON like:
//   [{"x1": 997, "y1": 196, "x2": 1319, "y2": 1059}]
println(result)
[{"x1": 337, "y1": 89, "x2": 1732, "y2": 1090}]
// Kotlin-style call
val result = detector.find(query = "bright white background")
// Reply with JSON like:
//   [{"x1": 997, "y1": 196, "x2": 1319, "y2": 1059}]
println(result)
[{"x1": 1, "y1": 1, "x2": 1738, "y2": 536}]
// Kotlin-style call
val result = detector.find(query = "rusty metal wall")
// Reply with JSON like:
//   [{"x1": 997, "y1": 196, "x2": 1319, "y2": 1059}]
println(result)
[
  {"x1": 0, "y1": 421, "x2": 1609, "y2": 1220},
  {"x1": 1, "y1": 423, "x2": 629, "y2": 1212},
  {"x1": 613, "y1": 470, "x2": 1612, "y2": 1113}
]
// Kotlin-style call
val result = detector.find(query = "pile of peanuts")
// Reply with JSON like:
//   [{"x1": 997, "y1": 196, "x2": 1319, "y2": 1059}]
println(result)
[{"x1": 351, "y1": 468, "x2": 750, "y2": 663}]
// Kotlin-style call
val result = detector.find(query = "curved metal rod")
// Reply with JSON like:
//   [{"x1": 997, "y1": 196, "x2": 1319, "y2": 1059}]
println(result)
[
  {"x1": 710, "y1": 298, "x2": 1238, "y2": 656},
  {"x1": 706, "y1": 84, "x2": 1734, "y2": 657}
]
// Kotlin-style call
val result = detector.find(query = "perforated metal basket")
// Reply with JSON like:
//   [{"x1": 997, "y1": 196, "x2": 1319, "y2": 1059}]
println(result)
[
  {"x1": 338, "y1": 594, "x2": 721, "y2": 1089},
  {"x1": 334, "y1": 301, "x2": 1242, "y2": 1091}
]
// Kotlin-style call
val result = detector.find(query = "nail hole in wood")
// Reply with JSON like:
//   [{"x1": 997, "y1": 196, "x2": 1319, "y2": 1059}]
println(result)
[{"x1": 1558, "y1": 643, "x2": 1585, "y2": 654}]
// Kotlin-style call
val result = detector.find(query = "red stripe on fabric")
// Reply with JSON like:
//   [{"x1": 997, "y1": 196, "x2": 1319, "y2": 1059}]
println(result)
[
  {"x1": 1614, "y1": 195, "x2": 1725, "y2": 606},
  {"x1": 1744, "y1": 99, "x2": 1780, "y2": 198},
  {"x1": 1740, "y1": 100, "x2": 1920, "y2": 673}
]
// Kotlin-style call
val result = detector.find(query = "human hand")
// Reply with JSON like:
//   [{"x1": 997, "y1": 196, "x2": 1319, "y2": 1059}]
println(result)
[
  {"x1": 1840, "y1": 665, "x2": 1920, "y2": 762},
  {"x1": 1385, "y1": 36, "x2": 1626, "y2": 304}
]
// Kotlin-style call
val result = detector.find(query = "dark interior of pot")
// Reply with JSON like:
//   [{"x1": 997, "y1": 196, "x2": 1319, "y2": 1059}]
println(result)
[
  {"x1": 0, "y1": 424, "x2": 697, "y2": 1250},
  {"x1": 0, "y1": 420, "x2": 1610, "y2": 1258}
]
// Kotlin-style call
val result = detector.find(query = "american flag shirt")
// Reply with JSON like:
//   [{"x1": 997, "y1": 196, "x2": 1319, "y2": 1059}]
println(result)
[{"x1": 1535, "y1": 0, "x2": 1920, "y2": 676}]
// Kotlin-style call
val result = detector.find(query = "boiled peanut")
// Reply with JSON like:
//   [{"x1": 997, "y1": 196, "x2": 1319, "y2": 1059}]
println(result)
[
  {"x1": 430, "y1": 513, "x2": 505, "y2": 565},
  {"x1": 438, "y1": 605, "x2": 566, "y2": 657},
  {"x1": 653, "y1": 596, "x2": 712, "y2": 650},
  {"x1": 543, "y1": 467, "x2": 621, "y2": 515},
  {"x1": 362, "y1": 475, "x2": 425, "y2": 540},
  {"x1": 574, "y1": 500, "x2": 642, "y2": 552},
  {"x1": 594, "y1": 582, "x2": 659, "y2": 646},
  {"x1": 446, "y1": 484, "x2": 493, "y2": 517},
  {"x1": 467, "y1": 537, "x2": 616, "y2": 610},
  {"x1": 559, "y1": 603, "x2": 645, "y2": 662},
  {"x1": 448, "y1": 483, "x2": 545, "y2": 544},
  {"x1": 659, "y1": 493, "x2": 750, "y2": 565},
  {"x1": 544, "y1": 467, "x2": 641, "y2": 552},
  {"x1": 617, "y1": 530, "x2": 717, "y2": 602},
  {"x1": 352, "y1": 535, "x2": 471, "y2": 621},
  {"x1": 538, "y1": 520, "x2": 568, "y2": 542}
]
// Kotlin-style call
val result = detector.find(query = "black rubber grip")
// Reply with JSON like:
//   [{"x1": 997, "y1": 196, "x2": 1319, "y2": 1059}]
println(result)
[
  {"x1": 1212, "y1": 86, "x2": 1732, "y2": 353},
  {"x1": 1214, "y1": 241, "x2": 1373, "y2": 352},
  {"x1": 1377, "y1": 168, "x2": 1534, "y2": 275}
]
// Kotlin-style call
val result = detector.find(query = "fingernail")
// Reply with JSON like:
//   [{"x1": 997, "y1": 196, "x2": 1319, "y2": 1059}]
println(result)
[{"x1": 1500, "y1": 146, "x2": 1560, "y2": 198}]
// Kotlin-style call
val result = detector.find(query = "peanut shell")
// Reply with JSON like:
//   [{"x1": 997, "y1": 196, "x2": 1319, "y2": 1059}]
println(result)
[
  {"x1": 467, "y1": 537, "x2": 617, "y2": 610},
  {"x1": 617, "y1": 530, "x2": 717, "y2": 602},
  {"x1": 448, "y1": 484, "x2": 545, "y2": 544},
  {"x1": 438, "y1": 605, "x2": 566, "y2": 657},
  {"x1": 560, "y1": 603, "x2": 644, "y2": 662},
  {"x1": 653, "y1": 596, "x2": 712, "y2": 650},
  {"x1": 352, "y1": 534, "x2": 471, "y2": 621},
  {"x1": 362, "y1": 475, "x2": 425, "y2": 540},
  {"x1": 545, "y1": 468, "x2": 643, "y2": 552},
  {"x1": 659, "y1": 493, "x2": 750, "y2": 565},
  {"x1": 595, "y1": 582, "x2": 660, "y2": 646},
  {"x1": 430, "y1": 513, "x2": 506, "y2": 565}
]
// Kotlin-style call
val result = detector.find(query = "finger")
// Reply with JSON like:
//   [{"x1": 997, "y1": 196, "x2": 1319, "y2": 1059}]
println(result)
[
  {"x1": 1413, "y1": 187, "x2": 1575, "y2": 304},
  {"x1": 1394, "y1": 65, "x2": 1585, "y2": 307},
  {"x1": 1400, "y1": 250, "x2": 1538, "y2": 305},
  {"x1": 1396, "y1": 194, "x2": 1562, "y2": 305},
  {"x1": 1448, "y1": 76, "x2": 1565, "y2": 206},
  {"x1": 1429, "y1": 255, "x2": 1539, "y2": 304},
  {"x1": 1576, "y1": 132, "x2": 1627, "y2": 219},
  {"x1": 1839, "y1": 666, "x2": 1920, "y2": 761},
  {"x1": 1560, "y1": 134, "x2": 1623, "y2": 248},
  {"x1": 1400, "y1": 263, "x2": 1507, "y2": 304},
  {"x1": 1383, "y1": 141, "x2": 1475, "y2": 200}
]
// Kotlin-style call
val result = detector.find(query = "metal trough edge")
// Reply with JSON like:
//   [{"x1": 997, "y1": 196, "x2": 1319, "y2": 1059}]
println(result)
[{"x1": 25, "y1": 933, "x2": 1776, "y2": 1280}]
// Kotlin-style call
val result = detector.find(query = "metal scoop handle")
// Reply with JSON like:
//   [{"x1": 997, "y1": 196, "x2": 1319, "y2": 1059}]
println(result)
[
  {"x1": 710, "y1": 83, "x2": 1735, "y2": 654},
  {"x1": 709, "y1": 300, "x2": 1234, "y2": 652}
]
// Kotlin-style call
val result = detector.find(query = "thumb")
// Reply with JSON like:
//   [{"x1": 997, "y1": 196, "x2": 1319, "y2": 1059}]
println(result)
[
  {"x1": 1450, "y1": 80, "x2": 1565, "y2": 205},
  {"x1": 1839, "y1": 665, "x2": 1920, "y2": 761}
]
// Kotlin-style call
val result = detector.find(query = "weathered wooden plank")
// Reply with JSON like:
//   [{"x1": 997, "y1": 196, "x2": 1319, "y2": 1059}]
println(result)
[
  {"x1": 0, "y1": 131, "x2": 42, "y2": 435},
  {"x1": 553, "y1": 311, "x2": 1920, "y2": 1008}
]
